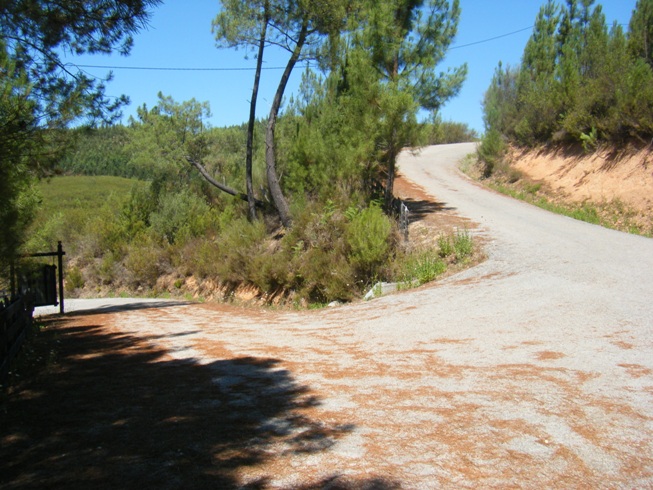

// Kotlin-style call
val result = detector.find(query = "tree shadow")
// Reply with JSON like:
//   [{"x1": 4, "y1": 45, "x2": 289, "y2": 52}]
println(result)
[
  {"x1": 402, "y1": 198, "x2": 456, "y2": 223},
  {"x1": 289, "y1": 475, "x2": 402, "y2": 489},
  {"x1": 59, "y1": 300, "x2": 193, "y2": 317},
  {"x1": 0, "y1": 317, "x2": 358, "y2": 489}
]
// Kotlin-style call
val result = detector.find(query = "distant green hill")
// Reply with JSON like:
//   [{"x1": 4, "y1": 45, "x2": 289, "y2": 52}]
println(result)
[{"x1": 38, "y1": 176, "x2": 144, "y2": 214}]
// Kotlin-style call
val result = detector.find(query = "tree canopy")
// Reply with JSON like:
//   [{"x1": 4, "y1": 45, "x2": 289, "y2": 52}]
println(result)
[
  {"x1": 0, "y1": 0, "x2": 160, "y2": 265},
  {"x1": 482, "y1": 0, "x2": 653, "y2": 150}
]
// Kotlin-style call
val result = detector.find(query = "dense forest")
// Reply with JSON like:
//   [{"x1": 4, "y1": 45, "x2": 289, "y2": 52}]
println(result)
[
  {"x1": 479, "y1": 0, "x2": 653, "y2": 172},
  {"x1": 2, "y1": 0, "x2": 478, "y2": 304}
]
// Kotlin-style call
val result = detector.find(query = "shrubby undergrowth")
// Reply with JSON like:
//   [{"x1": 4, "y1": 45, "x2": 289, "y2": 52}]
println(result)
[
  {"x1": 31, "y1": 174, "x2": 477, "y2": 305},
  {"x1": 20, "y1": 0, "x2": 481, "y2": 305}
]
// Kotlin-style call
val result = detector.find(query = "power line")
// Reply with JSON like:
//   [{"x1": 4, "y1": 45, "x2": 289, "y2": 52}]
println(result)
[
  {"x1": 70, "y1": 25, "x2": 536, "y2": 72},
  {"x1": 449, "y1": 25, "x2": 534, "y2": 50},
  {"x1": 72, "y1": 64, "x2": 289, "y2": 71}
]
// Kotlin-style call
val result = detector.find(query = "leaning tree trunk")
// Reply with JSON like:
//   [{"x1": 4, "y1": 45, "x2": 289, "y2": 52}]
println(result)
[
  {"x1": 187, "y1": 156, "x2": 264, "y2": 207},
  {"x1": 245, "y1": 7, "x2": 269, "y2": 222},
  {"x1": 384, "y1": 135, "x2": 400, "y2": 212},
  {"x1": 265, "y1": 20, "x2": 309, "y2": 228}
]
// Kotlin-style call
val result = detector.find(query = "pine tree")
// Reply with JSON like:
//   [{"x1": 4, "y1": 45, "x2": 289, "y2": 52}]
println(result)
[
  {"x1": 214, "y1": 0, "x2": 271, "y2": 221},
  {"x1": 213, "y1": 0, "x2": 352, "y2": 227},
  {"x1": 352, "y1": 0, "x2": 466, "y2": 210},
  {"x1": 629, "y1": 0, "x2": 653, "y2": 66},
  {"x1": 516, "y1": 0, "x2": 560, "y2": 143},
  {"x1": 0, "y1": 0, "x2": 160, "y2": 263}
]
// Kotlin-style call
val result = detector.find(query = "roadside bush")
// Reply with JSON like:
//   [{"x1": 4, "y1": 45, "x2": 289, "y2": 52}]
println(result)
[
  {"x1": 211, "y1": 217, "x2": 267, "y2": 286},
  {"x1": 438, "y1": 229, "x2": 474, "y2": 262},
  {"x1": 65, "y1": 265, "x2": 85, "y2": 293},
  {"x1": 396, "y1": 249, "x2": 447, "y2": 286},
  {"x1": 425, "y1": 117, "x2": 479, "y2": 145},
  {"x1": 345, "y1": 203, "x2": 393, "y2": 276},
  {"x1": 84, "y1": 208, "x2": 127, "y2": 259},
  {"x1": 477, "y1": 129, "x2": 506, "y2": 178},
  {"x1": 125, "y1": 233, "x2": 169, "y2": 289},
  {"x1": 281, "y1": 200, "x2": 356, "y2": 302},
  {"x1": 149, "y1": 189, "x2": 217, "y2": 245}
]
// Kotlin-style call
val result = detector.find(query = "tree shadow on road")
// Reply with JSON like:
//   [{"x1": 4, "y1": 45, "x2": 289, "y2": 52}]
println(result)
[
  {"x1": 0, "y1": 316, "x2": 385, "y2": 489},
  {"x1": 402, "y1": 197, "x2": 456, "y2": 223}
]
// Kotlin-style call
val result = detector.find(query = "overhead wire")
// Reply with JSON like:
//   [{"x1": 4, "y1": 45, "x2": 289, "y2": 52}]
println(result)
[{"x1": 71, "y1": 24, "x2": 536, "y2": 72}]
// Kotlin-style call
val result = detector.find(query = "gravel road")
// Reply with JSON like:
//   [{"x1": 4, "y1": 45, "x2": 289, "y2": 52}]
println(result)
[{"x1": 35, "y1": 143, "x2": 653, "y2": 488}]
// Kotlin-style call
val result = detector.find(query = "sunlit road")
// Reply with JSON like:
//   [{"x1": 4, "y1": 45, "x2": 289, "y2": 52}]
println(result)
[{"x1": 35, "y1": 144, "x2": 653, "y2": 488}]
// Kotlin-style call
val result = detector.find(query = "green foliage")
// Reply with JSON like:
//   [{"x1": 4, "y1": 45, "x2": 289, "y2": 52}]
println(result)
[
  {"x1": 424, "y1": 114, "x2": 479, "y2": 145},
  {"x1": 15, "y1": 0, "x2": 477, "y2": 302},
  {"x1": 26, "y1": 176, "x2": 141, "y2": 255},
  {"x1": 149, "y1": 189, "x2": 217, "y2": 245},
  {"x1": 125, "y1": 234, "x2": 168, "y2": 288},
  {"x1": 346, "y1": 204, "x2": 393, "y2": 275},
  {"x1": 1, "y1": 0, "x2": 160, "y2": 127},
  {"x1": 65, "y1": 266, "x2": 85, "y2": 293},
  {"x1": 0, "y1": 42, "x2": 40, "y2": 267},
  {"x1": 452, "y1": 229, "x2": 474, "y2": 259},
  {"x1": 398, "y1": 250, "x2": 447, "y2": 286},
  {"x1": 0, "y1": 1, "x2": 159, "y2": 268},
  {"x1": 127, "y1": 93, "x2": 212, "y2": 185},
  {"x1": 580, "y1": 126, "x2": 599, "y2": 152},
  {"x1": 477, "y1": 129, "x2": 507, "y2": 178},
  {"x1": 348, "y1": 0, "x2": 467, "y2": 208},
  {"x1": 483, "y1": 0, "x2": 653, "y2": 148},
  {"x1": 437, "y1": 229, "x2": 473, "y2": 261},
  {"x1": 57, "y1": 126, "x2": 132, "y2": 177},
  {"x1": 278, "y1": 200, "x2": 356, "y2": 302},
  {"x1": 628, "y1": 0, "x2": 653, "y2": 67}
]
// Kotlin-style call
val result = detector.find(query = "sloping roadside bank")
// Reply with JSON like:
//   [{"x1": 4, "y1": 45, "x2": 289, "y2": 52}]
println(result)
[{"x1": 467, "y1": 145, "x2": 653, "y2": 236}]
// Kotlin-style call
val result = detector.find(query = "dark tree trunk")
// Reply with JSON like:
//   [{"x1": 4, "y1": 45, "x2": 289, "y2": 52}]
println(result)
[
  {"x1": 384, "y1": 141, "x2": 399, "y2": 212},
  {"x1": 265, "y1": 20, "x2": 309, "y2": 228},
  {"x1": 187, "y1": 156, "x2": 264, "y2": 207},
  {"x1": 245, "y1": 7, "x2": 269, "y2": 222}
]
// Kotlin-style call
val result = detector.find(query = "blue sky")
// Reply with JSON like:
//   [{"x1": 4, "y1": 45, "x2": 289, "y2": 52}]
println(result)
[{"x1": 66, "y1": 0, "x2": 638, "y2": 133}]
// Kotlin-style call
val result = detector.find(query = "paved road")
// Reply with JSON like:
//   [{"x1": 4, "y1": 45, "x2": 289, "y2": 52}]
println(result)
[{"x1": 36, "y1": 144, "x2": 653, "y2": 488}]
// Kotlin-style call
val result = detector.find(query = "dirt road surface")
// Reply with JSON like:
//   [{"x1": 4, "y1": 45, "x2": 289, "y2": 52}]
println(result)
[{"x1": 4, "y1": 143, "x2": 653, "y2": 489}]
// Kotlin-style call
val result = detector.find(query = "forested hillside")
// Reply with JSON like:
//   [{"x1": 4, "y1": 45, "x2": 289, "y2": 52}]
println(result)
[
  {"x1": 3, "y1": 1, "x2": 478, "y2": 305},
  {"x1": 479, "y1": 0, "x2": 653, "y2": 169},
  {"x1": 471, "y1": 0, "x2": 653, "y2": 236}
]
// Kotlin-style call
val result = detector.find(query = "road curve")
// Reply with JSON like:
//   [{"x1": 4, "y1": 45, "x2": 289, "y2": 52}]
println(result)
[{"x1": 35, "y1": 144, "x2": 653, "y2": 488}]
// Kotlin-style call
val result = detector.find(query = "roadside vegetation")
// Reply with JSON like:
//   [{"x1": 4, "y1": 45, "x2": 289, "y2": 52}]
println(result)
[
  {"x1": 463, "y1": 157, "x2": 652, "y2": 236},
  {"x1": 474, "y1": 0, "x2": 653, "y2": 236},
  {"x1": 2, "y1": 1, "x2": 481, "y2": 306}
]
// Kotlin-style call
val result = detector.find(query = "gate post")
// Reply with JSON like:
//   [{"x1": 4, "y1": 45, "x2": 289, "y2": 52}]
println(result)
[{"x1": 57, "y1": 241, "x2": 65, "y2": 314}]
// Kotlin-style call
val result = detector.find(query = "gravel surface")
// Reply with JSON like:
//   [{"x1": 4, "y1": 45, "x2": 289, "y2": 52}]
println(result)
[{"x1": 30, "y1": 144, "x2": 653, "y2": 488}]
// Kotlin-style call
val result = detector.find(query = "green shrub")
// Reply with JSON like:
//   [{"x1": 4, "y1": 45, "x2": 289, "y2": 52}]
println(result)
[
  {"x1": 65, "y1": 265, "x2": 85, "y2": 293},
  {"x1": 150, "y1": 189, "x2": 216, "y2": 245},
  {"x1": 277, "y1": 201, "x2": 358, "y2": 303},
  {"x1": 84, "y1": 209, "x2": 127, "y2": 258},
  {"x1": 477, "y1": 129, "x2": 507, "y2": 178},
  {"x1": 438, "y1": 229, "x2": 474, "y2": 262},
  {"x1": 396, "y1": 248, "x2": 446, "y2": 287},
  {"x1": 125, "y1": 233, "x2": 169, "y2": 288},
  {"x1": 345, "y1": 204, "x2": 393, "y2": 274},
  {"x1": 452, "y1": 229, "x2": 474, "y2": 259},
  {"x1": 212, "y1": 217, "x2": 267, "y2": 286},
  {"x1": 437, "y1": 234, "x2": 454, "y2": 258}
]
